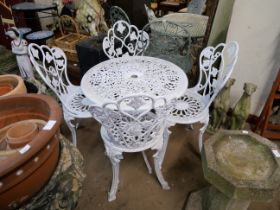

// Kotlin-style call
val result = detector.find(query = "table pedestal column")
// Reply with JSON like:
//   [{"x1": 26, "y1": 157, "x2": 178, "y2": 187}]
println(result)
[{"x1": 186, "y1": 186, "x2": 250, "y2": 210}]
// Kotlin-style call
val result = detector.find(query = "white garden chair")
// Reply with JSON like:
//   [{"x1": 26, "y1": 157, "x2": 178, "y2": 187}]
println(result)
[
  {"x1": 90, "y1": 95, "x2": 172, "y2": 201},
  {"x1": 103, "y1": 20, "x2": 149, "y2": 59},
  {"x1": 169, "y1": 41, "x2": 239, "y2": 151},
  {"x1": 28, "y1": 43, "x2": 93, "y2": 146}
]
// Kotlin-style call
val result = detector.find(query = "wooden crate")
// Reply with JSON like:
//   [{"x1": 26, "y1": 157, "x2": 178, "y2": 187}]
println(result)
[{"x1": 51, "y1": 33, "x2": 89, "y2": 63}]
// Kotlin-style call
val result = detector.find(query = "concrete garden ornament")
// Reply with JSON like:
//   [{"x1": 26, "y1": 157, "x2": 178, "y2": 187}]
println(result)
[
  {"x1": 229, "y1": 82, "x2": 257, "y2": 129},
  {"x1": 5, "y1": 27, "x2": 34, "y2": 79},
  {"x1": 208, "y1": 78, "x2": 235, "y2": 131},
  {"x1": 186, "y1": 130, "x2": 280, "y2": 210}
]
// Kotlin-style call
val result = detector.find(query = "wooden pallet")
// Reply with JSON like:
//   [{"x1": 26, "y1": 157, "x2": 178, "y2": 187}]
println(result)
[{"x1": 254, "y1": 69, "x2": 280, "y2": 140}]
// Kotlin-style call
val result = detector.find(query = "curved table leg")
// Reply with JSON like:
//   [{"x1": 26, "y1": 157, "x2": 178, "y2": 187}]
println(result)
[
  {"x1": 105, "y1": 146, "x2": 123, "y2": 202},
  {"x1": 63, "y1": 108, "x2": 77, "y2": 146}
]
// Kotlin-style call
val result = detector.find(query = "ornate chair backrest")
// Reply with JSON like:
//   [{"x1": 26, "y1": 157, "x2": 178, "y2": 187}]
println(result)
[
  {"x1": 142, "y1": 20, "x2": 192, "y2": 74},
  {"x1": 195, "y1": 41, "x2": 239, "y2": 106},
  {"x1": 110, "y1": 6, "x2": 130, "y2": 25},
  {"x1": 28, "y1": 43, "x2": 73, "y2": 106},
  {"x1": 90, "y1": 95, "x2": 169, "y2": 151},
  {"x1": 103, "y1": 20, "x2": 149, "y2": 59}
]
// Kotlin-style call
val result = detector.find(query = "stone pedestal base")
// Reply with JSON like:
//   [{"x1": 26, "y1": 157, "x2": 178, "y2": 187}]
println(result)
[
  {"x1": 185, "y1": 188, "x2": 205, "y2": 210},
  {"x1": 19, "y1": 134, "x2": 86, "y2": 210},
  {"x1": 185, "y1": 187, "x2": 250, "y2": 210},
  {"x1": 198, "y1": 130, "x2": 280, "y2": 210}
]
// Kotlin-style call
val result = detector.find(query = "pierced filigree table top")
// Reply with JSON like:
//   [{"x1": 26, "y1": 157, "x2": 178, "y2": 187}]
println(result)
[{"x1": 81, "y1": 56, "x2": 188, "y2": 106}]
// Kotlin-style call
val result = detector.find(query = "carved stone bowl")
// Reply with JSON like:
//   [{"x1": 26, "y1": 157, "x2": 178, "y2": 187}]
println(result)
[
  {"x1": 0, "y1": 74, "x2": 27, "y2": 97},
  {"x1": 0, "y1": 94, "x2": 62, "y2": 209},
  {"x1": 202, "y1": 130, "x2": 280, "y2": 201}
]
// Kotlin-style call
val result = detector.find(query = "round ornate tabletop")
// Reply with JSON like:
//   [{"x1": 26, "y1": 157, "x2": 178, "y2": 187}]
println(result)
[{"x1": 81, "y1": 56, "x2": 188, "y2": 106}]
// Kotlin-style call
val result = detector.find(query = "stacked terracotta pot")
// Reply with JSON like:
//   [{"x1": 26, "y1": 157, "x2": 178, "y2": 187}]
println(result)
[
  {"x1": 0, "y1": 94, "x2": 62, "y2": 209},
  {"x1": 0, "y1": 74, "x2": 27, "y2": 97}
]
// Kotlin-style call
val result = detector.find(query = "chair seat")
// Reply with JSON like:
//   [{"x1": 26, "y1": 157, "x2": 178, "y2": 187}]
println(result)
[
  {"x1": 169, "y1": 90, "x2": 207, "y2": 124},
  {"x1": 100, "y1": 125, "x2": 165, "y2": 153},
  {"x1": 66, "y1": 89, "x2": 93, "y2": 118}
]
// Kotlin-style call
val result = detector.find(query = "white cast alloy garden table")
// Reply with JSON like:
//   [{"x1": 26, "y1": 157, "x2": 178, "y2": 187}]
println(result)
[{"x1": 81, "y1": 56, "x2": 188, "y2": 106}]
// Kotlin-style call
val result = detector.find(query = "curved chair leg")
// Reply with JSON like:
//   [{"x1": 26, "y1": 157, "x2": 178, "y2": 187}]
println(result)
[
  {"x1": 105, "y1": 146, "x2": 123, "y2": 202},
  {"x1": 142, "y1": 151, "x2": 152, "y2": 174},
  {"x1": 63, "y1": 108, "x2": 77, "y2": 146},
  {"x1": 158, "y1": 128, "x2": 171, "y2": 166},
  {"x1": 198, "y1": 114, "x2": 209, "y2": 152},
  {"x1": 153, "y1": 154, "x2": 170, "y2": 190},
  {"x1": 152, "y1": 128, "x2": 170, "y2": 190},
  {"x1": 108, "y1": 159, "x2": 120, "y2": 202}
]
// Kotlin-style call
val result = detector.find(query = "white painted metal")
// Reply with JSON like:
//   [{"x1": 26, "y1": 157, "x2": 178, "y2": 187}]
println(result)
[
  {"x1": 103, "y1": 20, "x2": 149, "y2": 59},
  {"x1": 169, "y1": 41, "x2": 239, "y2": 151},
  {"x1": 81, "y1": 56, "x2": 188, "y2": 107},
  {"x1": 89, "y1": 95, "x2": 172, "y2": 201},
  {"x1": 28, "y1": 43, "x2": 93, "y2": 146}
]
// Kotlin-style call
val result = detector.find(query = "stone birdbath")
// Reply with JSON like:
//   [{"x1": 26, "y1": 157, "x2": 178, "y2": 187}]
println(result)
[{"x1": 186, "y1": 130, "x2": 280, "y2": 210}]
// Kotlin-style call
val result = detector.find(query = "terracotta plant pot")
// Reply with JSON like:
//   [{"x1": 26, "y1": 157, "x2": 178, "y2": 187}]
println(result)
[
  {"x1": 0, "y1": 137, "x2": 7, "y2": 150},
  {"x1": 0, "y1": 94, "x2": 62, "y2": 210},
  {"x1": 0, "y1": 84, "x2": 13, "y2": 96},
  {"x1": 6, "y1": 122, "x2": 38, "y2": 149},
  {"x1": 0, "y1": 74, "x2": 27, "y2": 97}
]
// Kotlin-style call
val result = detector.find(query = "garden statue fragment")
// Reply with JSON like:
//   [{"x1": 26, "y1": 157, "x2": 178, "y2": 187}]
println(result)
[
  {"x1": 229, "y1": 82, "x2": 257, "y2": 129},
  {"x1": 209, "y1": 78, "x2": 235, "y2": 131},
  {"x1": 5, "y1": 27, "x2": 34, "y2": 79}
]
